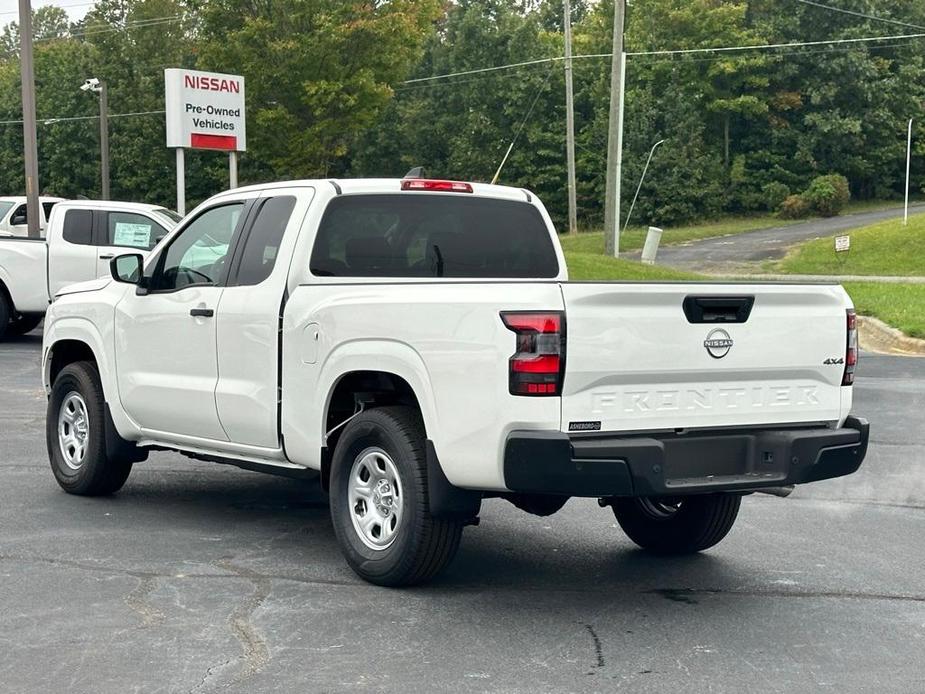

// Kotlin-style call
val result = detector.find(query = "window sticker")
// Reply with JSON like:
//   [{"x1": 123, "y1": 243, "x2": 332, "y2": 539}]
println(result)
[{"x1": 113, "y1": 222, "x2": 152, "y2": 248}]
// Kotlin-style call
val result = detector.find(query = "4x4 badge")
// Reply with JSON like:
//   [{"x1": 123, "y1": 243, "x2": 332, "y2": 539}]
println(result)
[{"x1": 704, "y1": 328, "x2": 734, "y2": 359}]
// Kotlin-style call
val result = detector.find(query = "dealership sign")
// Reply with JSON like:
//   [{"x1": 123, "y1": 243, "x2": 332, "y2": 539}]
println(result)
[{"x1": 165, "y1": 68, "x2": 246, "y2": 151}]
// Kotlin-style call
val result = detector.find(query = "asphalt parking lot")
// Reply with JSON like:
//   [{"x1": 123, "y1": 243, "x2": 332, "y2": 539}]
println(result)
[{"x1": 2, "y1": 329, "x2": 924, "y2": 693}]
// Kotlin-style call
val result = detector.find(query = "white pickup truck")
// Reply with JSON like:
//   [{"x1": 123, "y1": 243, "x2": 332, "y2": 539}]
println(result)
[
  {"x1": 41, "y1": 178, "x2": 869, "y2": 586},
  {"x1": 0, "y1": 200, "x2": 178, "y2": 339},
  {"x1": 0, "y1": 195, "x2": 66, "y2": 236}
]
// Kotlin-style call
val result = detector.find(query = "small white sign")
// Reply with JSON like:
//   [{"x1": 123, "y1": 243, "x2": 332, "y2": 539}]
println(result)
[
  {"x1": 113, "y1": 222, "x2": 152, "y2": 249},
  {"x1": 835, "y1": 235, "x2": 850, "y2": 253},
  {"x1": 165, "y1": 68, "x2": 246, "y2": 151}
]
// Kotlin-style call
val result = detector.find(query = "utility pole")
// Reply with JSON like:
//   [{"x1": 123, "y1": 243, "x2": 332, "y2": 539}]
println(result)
[
  {"x1": 904, "y1": 118, "x2": 913, "y2": 227},
  {"x1": 99, "y1": 80, "x2": 109, "y2": 199},
  {"x1": 18, "y1": 0, "x2": 41, "y2": 239},
  {"x1": 564, "y1": 0, "x2": 578, "y2": 235},
  {"x1": 81, "y1": 78, "x2": 109, "y2": 199},
  {"x1": 603, "y1": 0, "x2": 626, "y2": 257}
]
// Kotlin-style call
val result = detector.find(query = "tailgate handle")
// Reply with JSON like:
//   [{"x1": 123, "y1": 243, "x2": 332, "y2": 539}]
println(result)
[{"x1": 683, "y1": 296, "x2": 754, "y2": 323}]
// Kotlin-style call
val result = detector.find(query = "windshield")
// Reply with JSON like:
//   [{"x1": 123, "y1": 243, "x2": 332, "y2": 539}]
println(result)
[
  {"x1": 0, "y1": 201, "x2": 14, "y2": 220},
  {"x1": 153, "y1": 208, "x2": 182, "y2": 226}
]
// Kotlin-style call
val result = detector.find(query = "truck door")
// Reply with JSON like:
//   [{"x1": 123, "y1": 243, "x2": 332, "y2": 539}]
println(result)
[
  {"x1": 115, "y1": 201, "x2": 247, "y2": 441},
  {"x1": 94, "y1": 210, "x2": 165, "y2": 277},
  {"x1": 47, "y1": 208, "x2": 97, "y2": 296},
  {"x1": 213, "y1": 188, "x2": 313, "y2": 449}
]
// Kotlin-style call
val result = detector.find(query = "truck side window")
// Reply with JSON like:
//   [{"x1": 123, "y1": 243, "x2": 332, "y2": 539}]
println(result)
[
  {"x1": 10, "y1": 204, "x2": 28, "y2": 226},
  {"x1": 62, "y1": 209, "x2": 93, "y2": 245},
  {"x1": 42, "y1": 201, "x2": 58, "y2": 219},
  {"x1": 106, "y1": 212, "x2": 165, "y2": 250},
  {"x1": 234, "y1": 196, "x2": 296, "y2": 286},
  {"x1": 150, "y1": 203, "x2": 244, "y2": 292}
]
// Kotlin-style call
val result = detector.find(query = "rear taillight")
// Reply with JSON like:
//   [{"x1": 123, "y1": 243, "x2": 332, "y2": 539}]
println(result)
[
  {"x1": 501, "y1": 312, "x2": 565, "y2": 396},
  {"x1": 400, "y1": 179, "x2": 473, "y2": 193},
  {"x1": 843, "y1": 308, "x2": 858, "y2": 386}
]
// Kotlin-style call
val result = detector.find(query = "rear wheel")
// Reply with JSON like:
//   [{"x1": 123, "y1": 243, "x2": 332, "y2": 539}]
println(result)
[
  {"x1": 612, "y1": 494, "x2": 741, "y2": 554},
  {"x1": 46, "y1": 361, "x2": 133, "y2": 495},
  {"x1": 329, "y1": 406, "x2": 463, "y2": 586}
]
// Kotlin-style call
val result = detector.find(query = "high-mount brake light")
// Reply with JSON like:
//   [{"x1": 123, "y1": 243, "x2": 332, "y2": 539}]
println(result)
[
  {"x1": 843, "y1": 308, "x2": 858, "y2": 386},
  {"x1": 501, "y1": 312, "x2": 565, "y2": 396},
  {"x1": 400, "y1": 179, "x2": 474, "y2": 193}
]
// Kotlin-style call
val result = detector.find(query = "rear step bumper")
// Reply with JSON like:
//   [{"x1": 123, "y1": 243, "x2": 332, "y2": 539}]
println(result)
[{"x1": 503, "y1": 416, "x2": 869, "y2": 497}]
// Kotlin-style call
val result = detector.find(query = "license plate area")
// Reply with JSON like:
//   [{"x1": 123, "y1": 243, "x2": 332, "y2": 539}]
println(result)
[{"x1": 661, "y1": 434, "x2": 789, "y2": 488}]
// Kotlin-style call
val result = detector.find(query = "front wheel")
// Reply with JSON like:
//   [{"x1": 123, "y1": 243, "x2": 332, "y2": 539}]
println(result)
[
  {"x1": 46, "y1": 361, "x2": 133, "y2": 495},
  {"x1": 612, "y1": 494, "x2": 741, "y2": 554},
  {"x1": 329, "y1": 406, "x2": 463, "y2": 586},
  {"x1": 9, "y1": 313, "x2": 42, "y2": 336}
]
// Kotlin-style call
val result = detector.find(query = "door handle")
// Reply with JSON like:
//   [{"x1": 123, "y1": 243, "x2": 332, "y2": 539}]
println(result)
[
  {"x1": 190, "y1": 307, "x2": 214, "y2": 318},
  {"x1": 99, "y1": 253, "x2": 114, "y2": 260}
]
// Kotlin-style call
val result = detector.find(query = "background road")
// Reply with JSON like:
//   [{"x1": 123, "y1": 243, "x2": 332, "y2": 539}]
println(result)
[
  {"x1": 2, "y1": 329, "x2": 923, "y2": 693},
  {"x1": 630, "y1": 203, "x2": 925, "y2": 273}
]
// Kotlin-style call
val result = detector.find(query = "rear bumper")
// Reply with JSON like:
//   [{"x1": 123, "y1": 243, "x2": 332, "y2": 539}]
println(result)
[{"x1": 503, "y1": 416, "x2": 869, "y2": 497}]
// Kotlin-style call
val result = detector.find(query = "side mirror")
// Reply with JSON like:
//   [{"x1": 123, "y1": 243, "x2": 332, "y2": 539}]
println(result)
[
  {"x1": 110, "y1": 253, "x2": 144, "y2": 285},
  {"x1": 10, "y1": 213, "x2": 26, "y2": 226}
]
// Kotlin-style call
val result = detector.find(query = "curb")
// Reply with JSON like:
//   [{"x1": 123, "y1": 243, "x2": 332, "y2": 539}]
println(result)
[{"x1": 858, "y1": 315, "x2": 925, "y2": 357}]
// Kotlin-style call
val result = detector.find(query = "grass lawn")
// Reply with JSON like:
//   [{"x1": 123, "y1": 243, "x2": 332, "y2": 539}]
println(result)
[
  {"x1": 564, "y1": 251, "x2": 702, "y2": 281},
  {"x1": 776, "y1": 214, "x2": 925, "y2": 277},
  {"x1": 843, "y1": 282, "x2": 925, "y2": 339},
  {"x1": 560, "y1": 214, "x2": 795, "y2": 255},
  {"x1": 558, "y1": 198, "x2": 917, "y2": 256}
]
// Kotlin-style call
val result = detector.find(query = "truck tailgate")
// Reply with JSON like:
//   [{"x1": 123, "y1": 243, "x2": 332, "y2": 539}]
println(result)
[{"x1": 560, "y1": 283, "x2": 850, "y2": 434}]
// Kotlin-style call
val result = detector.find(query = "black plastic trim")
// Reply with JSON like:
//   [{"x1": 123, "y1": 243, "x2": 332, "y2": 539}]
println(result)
[
  {"x1": 328, "y1": 180, "x2": 342, "y2": 195},
  {"x1": 426, "y1": 440, "x2": 481, "y2": 520},
  {"x1": 682, "y1": 295, "x2": 754, "y2": 323},
  {"x1": 504, "y1": 418, "x2": 869, "y2": 497}
]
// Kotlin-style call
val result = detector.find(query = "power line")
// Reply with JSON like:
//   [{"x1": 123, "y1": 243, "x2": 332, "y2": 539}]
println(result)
[
  {"x1": 0, "y1": 1, "x2": 95, "y2": 17},
  {"x1": 0, "y1": 109, "x2": 164, "y2": 125},
  {"x1": 35, "y1": 15, "x2": 183, "y2": 41},
  {"x1": 794, "y1": 0, "x2": 925, "y2": 32},
  {"x1": 404, "y1": 32, "x2": 925, "y2": 84}
]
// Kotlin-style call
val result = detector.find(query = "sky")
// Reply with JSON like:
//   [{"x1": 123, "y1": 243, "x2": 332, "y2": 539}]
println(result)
[{"x1": 0, "y1": 0, "x2": 92, "y2": 26}]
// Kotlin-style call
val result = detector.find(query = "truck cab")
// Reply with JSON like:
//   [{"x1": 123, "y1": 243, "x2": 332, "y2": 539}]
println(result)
[
  {"x1": 0, "y1": 200, "x2": 178, "y2": 339},
  {"x1": 0, "y1": 196, "x2": 66, "y2": 237}
]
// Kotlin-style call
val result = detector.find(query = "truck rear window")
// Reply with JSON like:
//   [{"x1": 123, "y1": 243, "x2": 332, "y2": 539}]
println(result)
[{"x1": 310, "y1": 194, "x2": 559, "y2": 278}]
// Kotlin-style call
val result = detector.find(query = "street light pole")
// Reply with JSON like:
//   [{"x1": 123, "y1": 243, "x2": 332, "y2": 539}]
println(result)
[
  {"x1": 82, "y1": 78, "x2": 109, "y2": 199},
  {"x1": 904, "y1": 118, "x2": 913, "y2": 227},
  {"x1": 99, "y1": 80, "x2": 109, "y2": 200},
  {"x1": 18, "y1": 0, "x2": 41, "y2": 239},
  {"x1": 622, "y1": 139, "x2": 665, "y2": 234}
]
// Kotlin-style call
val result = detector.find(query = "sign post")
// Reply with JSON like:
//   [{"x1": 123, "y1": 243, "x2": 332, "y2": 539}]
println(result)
[{"x1": 165, "y1": 68, "x2": 246, "y2": 212}]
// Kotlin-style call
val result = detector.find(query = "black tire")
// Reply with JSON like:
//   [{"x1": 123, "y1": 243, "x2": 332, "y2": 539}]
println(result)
[
  {"x1": 612, "y1": 494, "x2": 741, "y2": 554},
  {"x1": 9, "y1": 313, "x2": 42, "y2": 336},
  {"x1": 0, "y1": 291, "x2": 10, "y2": 341},
  {"x1": 329, "y1": 406, "x2": 463, "y2": 587},
  {"x1": 46, "y1": 360, "x2": 132, "y2": 496}
]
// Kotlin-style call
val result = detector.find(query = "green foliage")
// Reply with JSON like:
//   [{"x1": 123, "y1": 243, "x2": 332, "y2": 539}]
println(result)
[
  {"x1": 0, "y1": 0, "x2": 923, "y2": 223},
  {"x1": 762, "y1": 182, "x2": 790, "y2": 211},
  {"x1": 802, "y1": 174, "x2": 851, "y2": 217},
  {"x1": 778, "y1": 194, "x2": 810, "y2": 219}
]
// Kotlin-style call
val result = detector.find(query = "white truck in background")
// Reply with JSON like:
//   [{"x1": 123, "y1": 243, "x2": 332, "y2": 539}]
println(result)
[
  {"x1": 0, "y1": 195, "x2": 66, "y2": 236},
  {"x1": 0, "y1": 200, "x2": 178, "y2": 339},
  {"x1": 41, "y1": 178, "x2": 869, "y2": 586}
]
